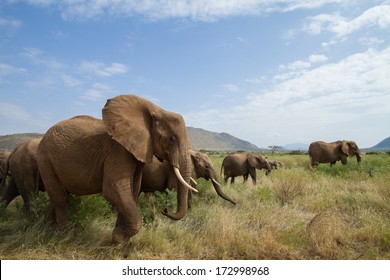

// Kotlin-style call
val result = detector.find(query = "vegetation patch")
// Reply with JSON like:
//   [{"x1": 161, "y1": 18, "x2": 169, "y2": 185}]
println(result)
[{"x1": 0, "y1": 153, "x2": 389, "y2": 259}]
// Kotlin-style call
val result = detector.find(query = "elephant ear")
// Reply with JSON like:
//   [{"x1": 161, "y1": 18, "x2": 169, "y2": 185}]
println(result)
[
  {"x1": 102, "y1": 94, "x2": 156, "y2": 164},
  {"x1": 341, "y1": 140, "x2": 353, "y2": 156},
  {"x1": 247, "y1": 154, "x2": 258, "y2": 168}
]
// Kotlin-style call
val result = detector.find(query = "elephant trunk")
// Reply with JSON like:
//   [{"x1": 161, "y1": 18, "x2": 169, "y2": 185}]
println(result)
[
  {"x1": 265, "y1": 161, "x2": 272, "y2": 175},
  {"x1": 356, "y1": 153, "x2": 362, "y2": 163},
  {"x1": 162, "y1": 152, "x2": 192, "y2": 220},
  {"x1": 210, "y1": 175, "x2": 236, "y2": 205}
]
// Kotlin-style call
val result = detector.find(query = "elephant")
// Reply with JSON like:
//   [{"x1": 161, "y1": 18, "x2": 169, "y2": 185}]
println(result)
[
  {"x1": 221, "y1": 153, "x2": 271, "y2": 184},
  {"x1": 0, "y1": 149, "x2": 10, "y2": 185},
  {"x1": 36, "y1": 94, "x2": 197, "y2": 244},
  {"x1": 0, "y1": 138, "x2": 45, "y2": 213},
  {"x1": 141, "y1": 150, "x2": 236, "y2": 205},
  {"x1": 308, "y1": 140, "x2": 362, "y2": 168},
  {"x1": 267, "y1": 159, "x2": 282, "y2": 169}
]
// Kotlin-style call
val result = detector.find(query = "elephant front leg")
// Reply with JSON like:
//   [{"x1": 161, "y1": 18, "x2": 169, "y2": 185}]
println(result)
[
  {"x1": 104, "y1": 178, "x2": 142, "y2": 244},
  {"x1": 113, "y1": 209, "x2": 142, "y2": 244},
  {"x1": 249, "y1": 169, "x2": 256, "y2": 184}
]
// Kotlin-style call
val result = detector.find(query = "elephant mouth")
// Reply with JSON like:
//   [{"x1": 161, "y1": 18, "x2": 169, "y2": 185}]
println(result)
[{"x1": 156, "y1": 155, "x2": 164, "y2": 162}]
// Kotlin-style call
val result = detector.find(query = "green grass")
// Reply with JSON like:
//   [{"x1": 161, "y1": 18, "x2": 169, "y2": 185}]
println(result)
[{"x1": 0, "y1": 153, "x2": 389, "y2": 259}]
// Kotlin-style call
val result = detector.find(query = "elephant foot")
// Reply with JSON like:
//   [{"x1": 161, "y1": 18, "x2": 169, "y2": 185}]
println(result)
[{"x1": 112, "y1": 224, "x2": 141, "y2": 244}]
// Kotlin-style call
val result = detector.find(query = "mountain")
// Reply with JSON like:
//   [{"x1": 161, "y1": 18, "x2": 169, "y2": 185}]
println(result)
[
  {"x1": 0, "y1": 133, "x2": 44, "y2": 151},
  {"x1": 187, "y1": 127, "x2": 260, "y2": 151},
  {"x1": 0, "y1": 129, "x2": 260, "y2": 152},
  {"x1": 366, "y1": 136, "x2": 390, "y2": 151},
  {"x1": 282, "y1": 143, "x2": 309, "y2": 151}
]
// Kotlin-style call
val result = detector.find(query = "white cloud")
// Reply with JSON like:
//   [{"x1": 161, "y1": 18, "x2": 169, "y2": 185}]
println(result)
[
  {"x1": 61, "y1": 74, "x2": 81, "y2": 87},
  {"x1": 20, "y1": 0, "x2": 348, "y2": 21},
  {"x1": 305, "y1": 4, "x2": 390, "y2": 37},
  {"x1": 0, "y1": 16, "x2": 22, "y2": 29},
  {"x1": 224, "y1": 83, "x2": 240, "y2": 93},
  {"x1": 79, "y1": 61, "x2": 128, "y2": 77},
  {"x1": 186, "y1": 47, "x2": 390, "y2": 147},
  {"x1": 0, "y1": 63, "x2": 26, "y2": 76},
  {"x1": 81, "y1": 83, "x2": 113, "y2": 101},
  {"x1": 276, "y1": 54, "x2": 328, "y2": 79},
  {"x1": 0, "y1": 63, "x2": 26, "y2": 84},
  {"x1": 0, "y1": 102, "x2": 30, "y2": 121},
  {"x1": 20, "y1": 47, "x2": 65, "y2": 69}
]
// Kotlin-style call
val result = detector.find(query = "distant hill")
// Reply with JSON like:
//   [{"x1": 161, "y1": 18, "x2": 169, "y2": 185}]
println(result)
[
  {"x1": 0, "y1": 133, "x2": 44, "y2": 151},
  {"x1": 0, "y1": 129, "x2": 260, "y2": 152},
  {"x1": 365, "y1": 136, "x2": 390, "y2": 151},
  {"x1": 282, "y1": 143, "x2": 309, "y2": 151},
  {"x1": 187, "y1": 127, "x2": 260, "y2": 151}
]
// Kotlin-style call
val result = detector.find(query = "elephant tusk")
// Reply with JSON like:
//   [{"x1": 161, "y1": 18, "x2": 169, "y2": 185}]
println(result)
[
  {"x1": 212, "y1": 178, "x2": 222, "y2": 188},
  {"x1": 190, "y1": 177, "x2": 197, "y2": 185},
  {"x1": 174, "y1": 167, "x2": 198, "y2": 193}
]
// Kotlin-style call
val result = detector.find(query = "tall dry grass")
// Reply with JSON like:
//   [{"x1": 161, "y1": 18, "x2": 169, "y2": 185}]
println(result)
[{"x1": 0, "y1": 153, "x2": 389, "y2": 259}]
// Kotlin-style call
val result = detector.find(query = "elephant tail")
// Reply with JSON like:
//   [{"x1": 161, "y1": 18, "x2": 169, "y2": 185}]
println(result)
[
  {"x1": 36, "y1": 168, "x2": 45, "y2": 192},
  {"x1": 220, "y1": 158, "x2": 225, "y2": 176}
]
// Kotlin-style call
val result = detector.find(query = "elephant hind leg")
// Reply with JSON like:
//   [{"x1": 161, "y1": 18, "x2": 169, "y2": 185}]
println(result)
[
  {"x1": 0, "y1": 178, "x2": 19, "y2": 207},
  {"x1": 39, "y1": 160, "x2": 68, "y2": 227}
]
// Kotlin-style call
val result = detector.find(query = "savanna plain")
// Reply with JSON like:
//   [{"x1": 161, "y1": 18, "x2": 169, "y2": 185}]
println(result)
[{"x1": 0, "y1": 152, "x2": 389, "y2": 260}]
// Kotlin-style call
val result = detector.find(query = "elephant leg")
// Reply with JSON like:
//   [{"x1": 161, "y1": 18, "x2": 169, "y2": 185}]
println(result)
[
  {"x1": 103, "y1": 177, "x2": 142, "y2": 244},
  {"x1": 20, "y1": 192, "x2": 36, "y2": 214},
  {"x1": 20, "y1": 177, "x2": 38, "y2": 213},
  {"x1": 224, "y1": 175, "x2": 229, "y2": 184},
  {"x1": 243, "y1": 173, "x2": 249, "y2": 183},
  {"x1": 231, "y1": 177, "x2": 235, "y2": 184},
  {"x1": 249, "y1": 168, "x2": 256, "y2": 184},
  {"x1": 39, "y1": 161, "x2": 68, "y2": 227},
  {"x1": 0, "y1": 178, "x2": 19, "y2": 207},
  {"x1": 44, "y1": 201, "x2": 56, "y2": 224}
]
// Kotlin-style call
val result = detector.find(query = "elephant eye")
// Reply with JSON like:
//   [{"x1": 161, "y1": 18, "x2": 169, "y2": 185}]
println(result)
[{"x1": 169, "y1": 136, "x2": 177, "y2": 143}]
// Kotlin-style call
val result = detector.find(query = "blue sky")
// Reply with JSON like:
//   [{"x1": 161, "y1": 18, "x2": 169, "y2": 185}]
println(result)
[{"x1": 0, "y1": 0, "x2": 389, "y2": 149}]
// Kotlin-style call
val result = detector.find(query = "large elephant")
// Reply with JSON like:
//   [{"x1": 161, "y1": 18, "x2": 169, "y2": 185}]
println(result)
[
  {"x1": 0, "y1": 138, "x2": 45, "y2": 213},
  {"x1": 36, "y1": 94, "x2": 197, "y2": 244},
  {"x1": 0, "y1": 149, "x2": 10, "y2": 185},
  {"x1": 221, "y1": 153, "x2": 271, "y2": 184},
  {"x1": 141, "y1": 150, "x2": 236, "y2": 205},
  {"x1": 308, "y1": 140, "x2": 362, "y2": 168}
]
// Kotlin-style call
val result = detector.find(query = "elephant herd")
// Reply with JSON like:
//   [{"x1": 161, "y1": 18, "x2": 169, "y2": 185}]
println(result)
[{"x1": 0, "y1": 94, "x2": 362, "y2": 244}]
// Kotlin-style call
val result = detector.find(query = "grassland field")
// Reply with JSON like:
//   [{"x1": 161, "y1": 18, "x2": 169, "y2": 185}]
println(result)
[{"x1": 0, "y1": 152, "x2": 389, "y2": 260}]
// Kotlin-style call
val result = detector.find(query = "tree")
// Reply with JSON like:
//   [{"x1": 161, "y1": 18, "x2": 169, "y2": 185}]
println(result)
[{"x1": 268, "y1": 145, "x2": 283, "y2": 154}]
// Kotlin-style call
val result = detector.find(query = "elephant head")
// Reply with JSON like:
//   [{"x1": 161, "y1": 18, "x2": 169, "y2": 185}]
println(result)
[
  {"x1": 189, "y1": 150, "x2": 236, "y2": 205},
  {"x1": 248, "y1": 154, "x2": 272, "y2": 175},
  {"x1": 102, "y1": 94, "x2": 197, "y2": 221},
  {"x1": 341, "y1": 140, "x2": 361, "y2": 164}
]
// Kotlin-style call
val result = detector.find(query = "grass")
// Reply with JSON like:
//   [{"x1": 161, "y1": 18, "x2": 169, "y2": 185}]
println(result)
[{"x1": 0, "y1": 153, "x2": 389, "y2": 259}]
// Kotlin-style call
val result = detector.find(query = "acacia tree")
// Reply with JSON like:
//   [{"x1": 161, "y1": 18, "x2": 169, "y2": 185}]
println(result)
[{"x1": 268, "y1": 145, "x2": 283, "y2": 154}]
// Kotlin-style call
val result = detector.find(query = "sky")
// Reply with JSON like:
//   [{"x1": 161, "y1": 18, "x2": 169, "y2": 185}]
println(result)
[{"x1": 0, "y1": 0, "x2": 389, "y2": 149}]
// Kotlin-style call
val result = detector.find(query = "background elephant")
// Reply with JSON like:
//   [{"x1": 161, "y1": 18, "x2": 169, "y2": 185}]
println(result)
[
  {"x1": 221, "y1": 153, "x2": 271, "y2": 184},
  {"x1": 267, "y1": 159, "x2": 282, "y2": 169},
  {"x1": 308, "y1": 140, "x2": 362, "y2": 168},
  {"x1": 0, "y1": 138, "x2": 45, "y2": 213},
  {"x1": 141, "y1": 150, "x2": 236, "y2": 205},
  {"x1": 36, "y1": 94, "x2": 197, "y2": 244},
  {"x1": 0, "y1": 150, "x2": 10, "y2": 185}
]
